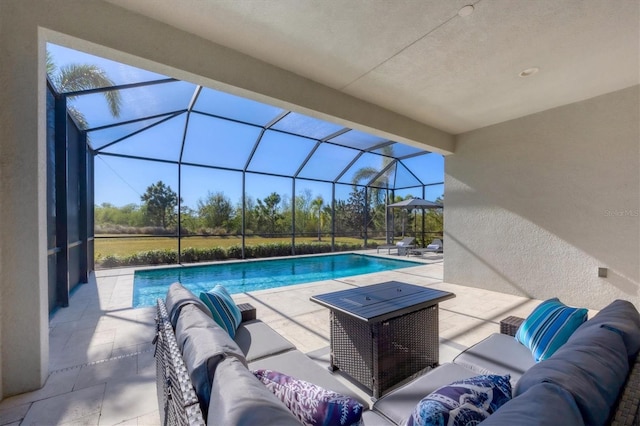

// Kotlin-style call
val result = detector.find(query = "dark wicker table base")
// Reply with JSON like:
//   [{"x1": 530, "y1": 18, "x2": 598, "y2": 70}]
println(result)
[{"x1": 330, "y1": 305, "x2": 439, "y2": 398}]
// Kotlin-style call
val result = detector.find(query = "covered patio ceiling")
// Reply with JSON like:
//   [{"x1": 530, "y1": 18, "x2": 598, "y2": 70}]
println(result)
[{"x1": 103, "y1": 0, "x2": 639, "y2": 135}]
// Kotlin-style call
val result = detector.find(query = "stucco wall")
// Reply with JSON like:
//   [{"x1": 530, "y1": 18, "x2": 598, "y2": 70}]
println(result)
[{"x1": 445, "y1": 86, "x2": 640, "y2": 310}]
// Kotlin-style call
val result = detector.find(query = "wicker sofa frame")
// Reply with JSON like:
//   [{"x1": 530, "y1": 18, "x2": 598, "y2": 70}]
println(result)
[
  {"x1": 154, "y1": 298, "x2": 257, "y2": 426},
  {"x1": 500, "y1": 316, "x2": 640, "y2": 426}
]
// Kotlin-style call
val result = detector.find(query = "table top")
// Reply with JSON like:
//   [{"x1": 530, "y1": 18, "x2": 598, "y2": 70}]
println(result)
[{"x1": 310, "y1": 281, "x2": 455, "y2": 323}]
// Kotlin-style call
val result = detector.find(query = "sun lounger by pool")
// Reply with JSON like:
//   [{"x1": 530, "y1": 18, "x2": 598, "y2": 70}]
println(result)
[
  {"x1": 376, "y1": 237, "x2": 415, "y2": 255},
  {"x1": 407, "y1": 239, "x2": 443, "y2": 256}
]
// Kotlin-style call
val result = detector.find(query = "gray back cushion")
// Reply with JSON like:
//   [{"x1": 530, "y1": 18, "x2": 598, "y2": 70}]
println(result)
[
  {"x1": 515, "y1": 324, "x2": 629, "y2": 426},
  {"x1": 175, "y1": 304, "x2": 246, "y2": 417},
  {"x1": 165, "y1": 282, "x2": 213, "y2": 328},
  {"x1": 578, "y1": 299, "x2": 640, "y2": 358},
  {"x1": 481, "y1": 382, "x2": 585, "y2": 426},
  {"x1": 208, "y1": 356, "x2": 301, "y2": 425}
]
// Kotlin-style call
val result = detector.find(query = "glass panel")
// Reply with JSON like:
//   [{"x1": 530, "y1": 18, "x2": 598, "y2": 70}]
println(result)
[
  {"x1": 424, "y1": 184, "x2": 445, "y2": 202},
  {"x1": 401, "y1": 153, "x2": 444, "y2": 185},
  {"x1": 180, "y1": 166, "x2": 243, "y2": 236},
  {"x1": 392, "y1": 162, "x2": 423, "y2": 189},
  {"x1": 294, "y1": 179, "x2": 333, "y2": 240},
  {"x1": 334, "y1": 183, "x2": 365, "y2": 241},
  {"x1": 47, "y1": 43, "x2": 169, "y2": 91},
  {"x1": 94, "y1": 155, "x2": 179, "y2": 210},
  {"x1": 337, "y1": 152, "x2": 393, "y2": 185},
  {"x1": 101, "y1": 115, "x2": 186, "y2": 162},
  {"x1": 73, "y1": 80, "x2": 195, "y2": 130},
  {"x1": 194, "y1": 87, "x2": 284, "y2": 126},
  {"x1": 373, "y1": 142, "x2": 426, "y2": 158},
  {"x1": 181, "y1": 113, "x2": 261, "y2": 169},
  {"x1": 245, "y1": 173, "x2": 292, "y2": 241},
  {"x1": 247, "y1": 130, "x2": 316, "y2": 176},
  {"x1": 370, "y1": 163, "x2": 396, "y2": 190},
  {"x1": 93, "y1": 156, "x2": 179, "y2": 267},
  {"x1": 297, "y1": 143, "x2": 359, "y2": 181},
  {"x1": 271, "y1": 112, "x2": 345, "y2": 140},
  {"x1": 328, "y1": 129, "x2": 388, "y2": 150},
  {"x1": 88, "y1": 114, "x2": 178, "y2": 150}
]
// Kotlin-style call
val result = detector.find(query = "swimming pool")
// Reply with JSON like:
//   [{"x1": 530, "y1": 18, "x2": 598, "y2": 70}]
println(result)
[{"x1": 133, "y1": 253, "x2": 421, "y2": 307}]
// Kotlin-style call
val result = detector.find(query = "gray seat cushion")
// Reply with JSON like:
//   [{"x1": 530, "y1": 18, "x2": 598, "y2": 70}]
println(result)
[
  {"x1": 234, "y1": 320, "x2": 296, "y2": 362},
  {"x1": 360, "y1": 410, "x2": 396, "y2": 426},
  {"x1": 515, "y1": 324, "x2": 629, "y2": 426},
  {"x1": 481, "y1": 382, "x2": 585, "y2": 426},
  {"x1": 208, "y1": 356, "x2": 301, "y2": 426},
  {"x1": 371, "y1": 363, "x2": 478, "y2": 425},
  {"x1": 248, "y1": 349, "x2": 368, "y2": 407},
  {"x1": 165, "y1": 282, "x2": 212, "y2": 328},
  {"x1": 453, "y1": 333, "x2": 535, "y2": 384},
  {"x1": 175, "y1": 304, "x2": 247, "y2": 417}
]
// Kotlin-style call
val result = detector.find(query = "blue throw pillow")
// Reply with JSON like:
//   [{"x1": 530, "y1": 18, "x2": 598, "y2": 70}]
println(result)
[
  {"x1": 406, "y1": 374, "x2": 512, "y2": 426},
  {"x1": 515, "y1": 298, "x2": 588, "y2": 361},
  {"x1": 252, "y1": 369, "x2": 363, "y2": 426},
  {"x1": 199, "y1": 285, "x2": 242, "y2": 338}
]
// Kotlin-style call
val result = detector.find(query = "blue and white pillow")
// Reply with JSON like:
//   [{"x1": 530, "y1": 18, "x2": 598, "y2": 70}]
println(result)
[
  {"x1": 406, "y1": 374, "x2": 512, "y2": 426},
  {"x1": 199, "y1": 285, "x2": 242, "y2": 338},
  {"x1": 253, "y1": 369, "x2": 363, "y2": 426},
  {"x1": 515, "y1": 298, "x2": 588, "y2": 361}
]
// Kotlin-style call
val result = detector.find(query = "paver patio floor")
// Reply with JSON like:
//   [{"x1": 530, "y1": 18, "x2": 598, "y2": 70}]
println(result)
[{"x1": 0, "y1": 251, "x2": 560, "y2": 425}]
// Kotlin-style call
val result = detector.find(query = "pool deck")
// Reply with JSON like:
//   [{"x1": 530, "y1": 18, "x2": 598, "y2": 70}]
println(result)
[{"x1": 0, "y1": 251, "x2": 561, "y2": 425}]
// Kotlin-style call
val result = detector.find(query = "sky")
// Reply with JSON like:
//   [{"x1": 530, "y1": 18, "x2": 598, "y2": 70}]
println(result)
[{"x1": 48, "y1": 43, "x2": 444, "y2": 210}]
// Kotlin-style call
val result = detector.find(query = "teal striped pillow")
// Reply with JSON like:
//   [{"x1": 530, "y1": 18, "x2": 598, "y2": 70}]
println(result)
[
  {"x1": 200, "y1": 285, "x2": 242, "y2": 338},
  {"x1": 515, "y1": 298, "x2": 588, "y2": 362}
]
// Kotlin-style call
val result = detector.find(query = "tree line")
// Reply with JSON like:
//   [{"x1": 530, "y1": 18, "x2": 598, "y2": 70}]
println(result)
[{"x1": 95, "y1": 180, "x2": 443, "y2": 241}]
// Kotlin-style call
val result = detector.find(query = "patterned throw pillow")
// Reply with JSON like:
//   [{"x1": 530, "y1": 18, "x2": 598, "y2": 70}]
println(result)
[
  {"x1": 199, "y1": 285, "x2": 242, "y2": 338},
  {"x1": 406, "y1": 374, "x2": 512, "y2": 426},
  {"x1": 515, "y1": 298, "x2": 588, "y2": 361},
  {"x1": 252, "y1": 369, "x2": 363, "y2": 426}
]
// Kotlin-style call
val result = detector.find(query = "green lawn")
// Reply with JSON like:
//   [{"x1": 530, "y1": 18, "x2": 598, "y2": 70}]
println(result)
[{"x1": 94, "y1": 235, "x2": 374, "y2": 258}]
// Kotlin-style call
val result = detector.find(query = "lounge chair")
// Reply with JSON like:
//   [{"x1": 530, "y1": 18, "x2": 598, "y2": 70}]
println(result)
[
  {"x1": 376, "y1": 237, "x2": 415, "y2": 255},
  {"x1": 407, "y1": 238, "x2": 443, "y2": 256}
]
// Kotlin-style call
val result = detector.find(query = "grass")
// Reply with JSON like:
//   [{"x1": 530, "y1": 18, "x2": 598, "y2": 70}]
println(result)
[{"x1": 94, "y1": 235, "x2": 375, "y2": 258}]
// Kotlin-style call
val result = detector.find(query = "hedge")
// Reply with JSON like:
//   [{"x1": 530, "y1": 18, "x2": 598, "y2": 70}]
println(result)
[{"x1": 95, "y1": 242, "x2": 364, "y2": 268}]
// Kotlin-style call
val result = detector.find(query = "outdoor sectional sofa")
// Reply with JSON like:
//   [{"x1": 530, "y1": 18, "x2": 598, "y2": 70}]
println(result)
[{"x1": 154, "y1": 282, "x2": 640, "y2": 425}]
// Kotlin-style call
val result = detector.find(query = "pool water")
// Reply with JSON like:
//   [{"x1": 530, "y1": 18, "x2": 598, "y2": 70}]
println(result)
[{"x1": 133, "y1": 253, "x2": 421, "y2": 307}]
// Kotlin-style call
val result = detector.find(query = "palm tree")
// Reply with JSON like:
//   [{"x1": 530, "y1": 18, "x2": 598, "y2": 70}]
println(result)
[
  {"x1": 47, "y1": 50, "x2": 122, "y2": 128},
  {"x1": 310, "y1": 196, "x2": 324, "y2": 241},
  {"x1": 351, "y1": 145, "x2": 395, "y2": 236},
  {"x1": 350, "y1": 144, "x2": 395, "y2": 204}
]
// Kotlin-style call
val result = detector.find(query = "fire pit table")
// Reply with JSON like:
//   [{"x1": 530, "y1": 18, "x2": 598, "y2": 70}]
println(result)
[{"x1": 310, "y1": 281, "x2": 455, "y2": 398}]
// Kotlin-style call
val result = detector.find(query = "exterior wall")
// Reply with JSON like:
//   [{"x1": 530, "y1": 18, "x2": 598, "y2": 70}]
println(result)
[
  {"x1": 445, "y1": 86, "x2": 640, "y2": 310},
  {"x1": 0, "y1": 0, "x2": 452, "y2": 398}
]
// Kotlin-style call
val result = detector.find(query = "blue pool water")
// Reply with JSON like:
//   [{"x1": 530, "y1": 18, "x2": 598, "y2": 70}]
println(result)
[{"x1": 133, "y1": 253, "x2": 421, "y2": 307}]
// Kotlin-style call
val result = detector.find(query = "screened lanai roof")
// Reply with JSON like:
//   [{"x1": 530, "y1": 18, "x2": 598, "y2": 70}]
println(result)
[{"x1": 47, "y1": 43, "x2": 443, "y2": 193}]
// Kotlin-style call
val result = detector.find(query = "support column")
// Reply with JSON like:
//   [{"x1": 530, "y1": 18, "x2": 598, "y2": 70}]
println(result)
[{"x1": 0, "y1": 13, "x2": 48, "y2": 398}]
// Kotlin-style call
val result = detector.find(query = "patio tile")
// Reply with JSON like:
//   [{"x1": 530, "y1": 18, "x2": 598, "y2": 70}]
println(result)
[
  {"x1": 50, "y1": 342, "x2": 114, "y2": 371},
  {"x1": 0, "y1": 368, "x2": 81, "y2": 410},
  {"x1": 0, "y1": 401, "x2": 30, "y2": 425},
  {"x1": 21, "y1": 383, "x2": 105, "y2": 425},
  {"x1": 136, "y1": 410, "x2": 161, "y2": 425},
  {"x1": 73, "y1": 356, "x2": 138, "y2": 391},
  {"x1": 59, "y1": 412, "x2": 101, "y2": 425},
  {"x1": 98, "y1": 375, "x2": 157, "y2": 426}
]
